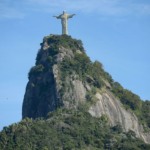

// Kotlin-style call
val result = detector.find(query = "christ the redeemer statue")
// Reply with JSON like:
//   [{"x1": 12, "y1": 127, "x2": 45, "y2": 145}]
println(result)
[{"x1": 53, "y1": 11, "x2": 75, "y2": 35}]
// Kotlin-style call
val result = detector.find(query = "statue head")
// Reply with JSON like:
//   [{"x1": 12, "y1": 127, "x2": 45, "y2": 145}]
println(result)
[{"x1": 63, "y1": 10, "x2": 66, "y2": 14}]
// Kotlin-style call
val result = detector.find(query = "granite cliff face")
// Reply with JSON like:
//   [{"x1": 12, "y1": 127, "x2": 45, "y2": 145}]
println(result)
[
  {"x1": 89, "y1": 90, "x2": 150, "y2": 143},
  {"x1": 22, "y1": 35, "x2": 150, "y2": 143},
  {"x1": 22, "y1": 35, "x2": 87, "y2": 118}
]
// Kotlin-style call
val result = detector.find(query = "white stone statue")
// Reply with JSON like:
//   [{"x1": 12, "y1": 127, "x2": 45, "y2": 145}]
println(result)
[{"x1": 53, "y1": 11, "x2": 75, "y2": 35}]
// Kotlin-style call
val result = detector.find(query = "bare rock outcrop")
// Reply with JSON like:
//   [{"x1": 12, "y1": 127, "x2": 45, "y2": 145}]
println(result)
[{"x1": 89, "y1": 90, "x2": 150, "y2": 143}]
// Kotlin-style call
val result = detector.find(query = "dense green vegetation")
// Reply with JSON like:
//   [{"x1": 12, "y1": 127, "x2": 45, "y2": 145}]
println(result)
[
  {"x1": 46, "y1": 34, "x2": 85, "y2": 53},
  {"x1": 142, "y1": 101, "x2": 150, "y2": 128},
  {"x1": 112, "y1": 82, "x2": 142, "y2": 110},
  {"x1": 60, "y1": 53, "x2": 113, "y2": 89},
  {"x1": 0, "y1": 109, "x2": 150, "y2": 150}
]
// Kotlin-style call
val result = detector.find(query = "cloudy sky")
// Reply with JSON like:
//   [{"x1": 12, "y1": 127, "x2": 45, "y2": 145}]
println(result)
[{"x1": 0, "y1": 0, "x2": 150, "y2": 130}]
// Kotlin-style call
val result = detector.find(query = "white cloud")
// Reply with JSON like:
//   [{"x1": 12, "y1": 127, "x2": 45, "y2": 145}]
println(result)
[{"x1": 0, "y1": 0, "x2": 150, "y2": 19}]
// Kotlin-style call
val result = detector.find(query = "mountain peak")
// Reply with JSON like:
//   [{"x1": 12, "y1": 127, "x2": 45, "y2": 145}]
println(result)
[
  {"x1": 1, "y1": 35, "x2": 150, "y2": 149},
  {"x1": 22, "y1": 35, "x2": 150, "y2": 143},
  {"x1": 22, "y1": 35, "x2": 86, "y2": 119}
]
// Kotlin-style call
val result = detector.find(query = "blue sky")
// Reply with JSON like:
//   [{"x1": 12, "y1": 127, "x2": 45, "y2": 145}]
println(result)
[{"x1": 0, "y1": 0, "x2": 150, "y2": 130}]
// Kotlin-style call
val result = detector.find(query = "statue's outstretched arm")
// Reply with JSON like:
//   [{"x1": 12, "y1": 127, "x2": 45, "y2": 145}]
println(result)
[
  {"x1": 68, "y1": 14, "x2": 75, "y2": 18},
  {"x1": 53, "y1": 15, "x2": 61, "y2": 19}
]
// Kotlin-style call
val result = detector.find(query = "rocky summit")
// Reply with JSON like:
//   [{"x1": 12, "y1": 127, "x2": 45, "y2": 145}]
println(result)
[
  {"x1": 1, "y1": 35, "x2": 150, "y2": 150},
  {"x1": 22, "y1": 34, "x2": 86, "y2": 119}
]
